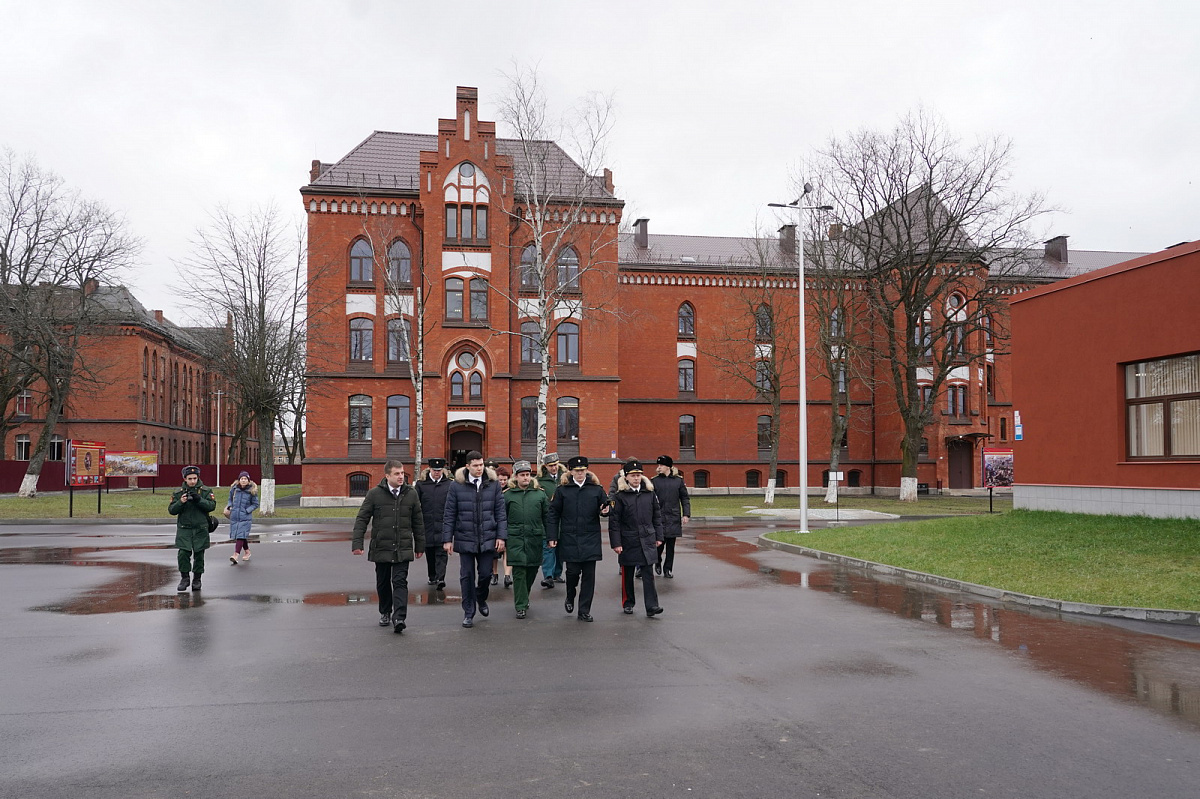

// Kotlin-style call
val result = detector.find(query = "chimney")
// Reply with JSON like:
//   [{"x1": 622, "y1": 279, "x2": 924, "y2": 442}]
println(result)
[
  {"x1": 310, "y1": 160, "x2": 323, "y2": 182},
  {"x1": 827, "y1": 223, "x2": 844, "y2": 241},
  {"x1": 778, "y1": 224, "x2": 796, "y2": 257},
  {"x1": 154, "y1": 310, "x2": 164, "y2": 323},
  {"x1": 1044, "y1": 235, "x2": 1069, "y2": 263},
  {"x1": 602, "y1": 168, "x2": 614, "y2": 194},
  {"x1": 633, "y1": 218, "x2": 650, "y2": 249},
  {"x1": 83, "y1": 278, "x2": 99, "y2": 296}
]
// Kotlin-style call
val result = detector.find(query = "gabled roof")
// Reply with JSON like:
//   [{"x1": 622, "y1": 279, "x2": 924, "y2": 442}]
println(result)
[
  {"x1": 1012, "y1": 239, "x2": 1200, "y2": 304},
  {"x1": 88, "y1": 285, "x2": 219, "y2": 354},
  {"x1": 307, "y1": 131, "x2": 618, "y2": 201}
]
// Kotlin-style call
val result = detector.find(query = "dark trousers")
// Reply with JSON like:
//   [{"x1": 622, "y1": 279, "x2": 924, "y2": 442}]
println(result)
[
  {"x1": 621, "y1": 564, "x2": 659, "y2": 610},
  {"x1": 656, "y1": 538, "x2": 677, "y2": 572},
  {"x1": 459, "y1": 551, "x2": 495, "y2": 618},
  {"x1": 541, "y1": 540, "x2": 563, "y2": 580},
  {"x1": 178, "y1": 547, "x2": 206, "y2": 575},
  {"x1": 234, "y1": 538, "x2": 250, "y2": 555},
  {"x1": 425, "y1": 548, "x2": 448, "y2": 584},
  {"x1": 375, "y1": 561, "x2": 411, "y2": 624},
  {"x1": 565, "y1": 560, "x2": 597, "y2": 616}
]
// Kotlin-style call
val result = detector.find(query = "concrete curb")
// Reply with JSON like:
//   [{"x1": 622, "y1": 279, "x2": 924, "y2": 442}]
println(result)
[{"x1": 757, "y1": 535, "x2": 1200, "y2": 627}]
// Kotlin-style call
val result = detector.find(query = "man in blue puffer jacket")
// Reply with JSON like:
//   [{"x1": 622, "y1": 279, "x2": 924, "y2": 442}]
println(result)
[{"x1": 442, "y1": 450, "x2": 507, "y2": 628}]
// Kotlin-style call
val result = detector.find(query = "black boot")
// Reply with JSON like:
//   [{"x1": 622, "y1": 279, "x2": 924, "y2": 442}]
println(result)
[
  {"x1": 191, "y1": 575, "x2": 202, "y2": 591},
  {"x1": 177, "y1": 573, "x2": 190, "y2": 592}
]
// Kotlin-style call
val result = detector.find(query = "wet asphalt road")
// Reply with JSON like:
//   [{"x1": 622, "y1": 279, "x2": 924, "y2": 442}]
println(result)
[{"x1": 1, "y1": 521, "x2": 1197, "y2": 799}]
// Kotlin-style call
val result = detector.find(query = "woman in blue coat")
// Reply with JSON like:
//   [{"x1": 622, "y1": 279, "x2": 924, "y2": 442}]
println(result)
[{"x1": 226, "y1": 471, "x2": 260, "y2": 564}]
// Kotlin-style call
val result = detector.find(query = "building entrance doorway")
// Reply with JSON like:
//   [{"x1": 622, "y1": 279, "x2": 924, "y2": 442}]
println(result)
[
  {"x1": 448, "y1": 426, "x2": 484, "y2": 472},
  {"x1": 947, "y1": 439, "x2": 973, "y2": 489}
]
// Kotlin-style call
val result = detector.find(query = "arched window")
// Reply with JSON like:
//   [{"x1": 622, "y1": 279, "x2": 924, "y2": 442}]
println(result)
[
  {"x1": 450, "y1": 372, "x2": 465, "y2": 403},
  {"x1": 469, "y1": 372, "x2": 483, "y2": 402},
  {"x1": 444, "y1": 161, "x2": 489, "y2": 242},
  {"x1": 388, "y1": 240, "x2": 412, "y2": 285},
  {"x1": 445, "y1": 278, "x2": 464, "y2": 320},
  {"x1": 350, "y1": 239, "x2": 373, "y2": 282},
  {"x1": 520, "y1": 321, "x2": 542, "y2": 364},
  {"x1": 519, "y1": 245, "x2": 538, "y2": 289},
  {"x1": 387, "y1": 395, "x2": 410, "y2": 441},
  {"x1": 775, "y1": 469, "x2": 787, "y2": 489},
  {"x1": 678, "y1": 359, "x2": 695, "y2": 393},
  {"x1": 387, "y1": 319, "x2": 412, "y2": 362},
  {"x1": 847, "y1": 470, "x2": 862, "y2": 487},
  {"x1": 348, "y1": 473, "x2": 371, "y2": 497},
  {"x1": 557, "y1": 397, "x2": 580, "y2": 442},
  {"x1": 469, "y1": 278, "x2": 488, "y2": 321},
  {"x1": 757, "y1": 415, "x2": 772, "y2": 449},
  {"x1": 349, "y1": 318, "x2": 373, "y2": 361},
  {"x1": 754, "y1": 304, "x2": 773, "y2": 341},
  {"x1": 349, "y1": 395, "x2": 372, "y2": 440},
  {"x1": 520, "y1": 397, "x2": 538, "y2": 442},
  {"x1": 15, "y1": 433, "x2": 30, "y2": 460},
  {"x1": 745, "y1": 469, "x2": 761, "y2": 489},
  {"x1": 693, "y1": 469, "x2": 709, "y2": 489},
  {"x1": 679, "y1": 414, "x2": 696, "y2": 450},
  {"x1": 557, "y1": 322, "x2": 579, "y2": 365},
  {"x1": 557, "y1": 247, "x2": 580, "y2": 292},
  {"x1": 677, "y1": 303, "x2": 695, "y2": 338}
]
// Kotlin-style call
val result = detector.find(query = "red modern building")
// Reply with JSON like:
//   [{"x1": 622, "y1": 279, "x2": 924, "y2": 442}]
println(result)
[{"x1": 1010, "y1": 239, "x2": 1200, "y2": 518}]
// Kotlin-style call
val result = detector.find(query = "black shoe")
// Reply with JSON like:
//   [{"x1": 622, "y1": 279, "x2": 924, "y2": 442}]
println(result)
[
  {"x1": 427, "y1": 578, "x2": 436, "y2": 585},
  {"x1": 436, "y1": 580, "x2": 446, "y2": 590},
  {"x1": 554, "y1": 576, "x2": 566, "y2": 583},
  {"x1": 516, "y1": 609, "x2": 527, "y2": 619},
  {"x1": 578, "y1": 613, "x2": 594, "y2": 622},
  {"x1": 462, "y1": 617, "x2": 474, "y2": 628},
  {"x1": 646, "y1": 606, "x2": 664, "y2": 618},
  {"x1": 378, "y1": 613, "x2": 391, "y2": 627},
  {"x1": 655, "y1": 563, "x2": 662, "y2": 575},
  {"x1": 634, "y1": 567, "x2": 643, "y2": 579},
  {"x1": 540, "y1": 578, "x2": 554, "y2": 589},
  {"x1": 663, "y1": 569, "x2": 673, "y2": 579},
  {"x1": 565, "y1": 599, "x2": 575, "y2": 614},
  {"x1": 177, "y1": 574, "x2": 190, "y2": 592},
  {"x1": 491, "y1": 573, "x2": 499, "y2": 586},
  {"x1": 393, "y1": 622, "x2": 406, "y2": 634},
  {"x1": 191, "y1": 576, "x2": 202, "y2": 591},
  {"x1": 504, "y1": 575, "x2": 513, "y2": 588},
  {"x1": 623, "y1": 606, "x2": 634, "y2": 615},
  {"x1": 479, "y1": 601, "x2": 489, "y2": 617}
]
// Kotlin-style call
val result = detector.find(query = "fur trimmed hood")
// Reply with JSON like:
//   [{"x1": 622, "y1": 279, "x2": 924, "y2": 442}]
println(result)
[
  {"x1": 538, "y1": 464, "x2": 564, "y2": 480},
  {"x1": 230, "y1": 480, "x2": 259, "y2": 495},
  {"x1": 654, "y1": 466, "x2": 683, "y2": 480},
  {"x1": 505, "y1": 475, "x2": 543, "y2": 491},
  {"x1": 455, "y1": 465, "x2": 499, "y2": 484},
  {"x1": 616, "y1": 473, "x2": 654, "y2": 493},
  {"x1": 559, "y1": 469, "x2": 601, "y2": 487},
  {"x1": 418, "y1": 467, "x2": 452, "y2": 483}
]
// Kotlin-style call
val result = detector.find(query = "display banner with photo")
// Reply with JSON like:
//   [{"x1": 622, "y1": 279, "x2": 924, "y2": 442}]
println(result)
[
  {"x1": 982, "y1": 447, "x2": 1014, "y2": 487},
  {"x1": 105, "y1": 451, "x2": 160, "y2": 478},
  {"x1": 67, "y1": 440, "x2": 106, "y2": 486}
]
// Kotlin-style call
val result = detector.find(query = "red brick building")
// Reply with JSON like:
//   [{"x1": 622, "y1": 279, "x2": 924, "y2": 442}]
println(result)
[
  {"x1": 1011, "y1": 239, "x2": 1200, "y2": 518},
  {"x1": 300, "y1": 86, "x2": 1147, "y2": 501}
]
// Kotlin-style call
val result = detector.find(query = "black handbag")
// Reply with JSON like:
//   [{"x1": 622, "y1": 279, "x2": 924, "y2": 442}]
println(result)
[{"x1": 207, "y1": 514, "x2": 220, "y2": 533}]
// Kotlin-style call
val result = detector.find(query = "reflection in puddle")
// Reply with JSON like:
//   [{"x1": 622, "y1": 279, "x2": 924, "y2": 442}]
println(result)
[{"x1": 694, "y1": 529, "x2": 1200, "y2": 729}]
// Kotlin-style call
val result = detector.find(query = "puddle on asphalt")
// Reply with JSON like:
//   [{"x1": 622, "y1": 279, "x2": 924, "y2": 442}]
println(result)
[{"x1": 693, "y1": 528, "x2": 1200, "y2": 729}]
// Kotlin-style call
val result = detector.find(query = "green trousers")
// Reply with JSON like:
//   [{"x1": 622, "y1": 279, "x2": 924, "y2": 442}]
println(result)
[
  {"x1": 511, "y1": 564, "x2": 540, "y2": 611},
  {"x1": 178, "y1": 547, "x2": 206, "y2": 575}
]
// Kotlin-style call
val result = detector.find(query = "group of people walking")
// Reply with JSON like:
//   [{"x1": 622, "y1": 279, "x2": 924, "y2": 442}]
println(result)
[
  {"x1": 354, "y1": 450, "x2": 691, "y2": 634},
  {"x1": 168, "y1": 466, "x2": 259, "y2": 592}
]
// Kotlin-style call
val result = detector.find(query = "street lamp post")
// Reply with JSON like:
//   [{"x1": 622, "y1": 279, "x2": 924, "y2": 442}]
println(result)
[
  {"x1": 213, "y1": 389, "x2": 225, "y2": 487},
  {"x1": 770, "y1": 184, "x2": 832, "y2": 534}
]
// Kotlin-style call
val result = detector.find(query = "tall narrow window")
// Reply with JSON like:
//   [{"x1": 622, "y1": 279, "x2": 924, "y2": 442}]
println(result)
[
  {"x1": 519, "y1": 245, "x2": 538, "y2": 289},
  {"x1": 557, "y1": 397, "x2": 580, "y2": 442},
  {"x1": 469, "y1": 372, "x2": 483, "y2": 402},
  {"x1": 450, "y1": 372, "x2": 465, "y2": 403},
  {"x1": 445, "y1": 205, "x2": 458, "y2": 241},
  {"x1": 521, "y1": 397, "x2": 538, "y2": 442},
  {"x1": 754, "y1": 361, "x2": 772, "y2": 391},
  {"x1": 1000, "y1": 416, "x2": 1008, "y2": 442},
  {"x1": 388, "y1": 240, "x2": 412, "y2": 285},
  {"x1": 49, "y1": 434, "x2": 64, "y2": 461},
  {"x1": 830, "y1": 307, "x2": 844, "y2": 339},
  {"x1": 986, "y1": 364, "x2": 996, "y2": 400},
  {"x1": 460, "y1": 206, "x2": 473, "y2": 242},
  {"x1": 679, "y1": 414, "x2": 696, "y2": 450},
  {"x1": 757, "y1": 415, "x2": 772, "y2": 449},
  {"x1": 445, "y1": 278, "x2": 464, "y2": 320},
  {"x1": 678, "y1": 303, "x2": 695, "y2": 338},
  {"x1": 678, "y1": 359, "x2": 695, "y2": 393},
  {"x1": 387, "y1": 319, "x2": 413, "y2": 362},
  {"x1": 15, "y1": 388, "x2": 31, "y2": 416},
  {"x1": 475, "y1": 206, "x2": 488, "y2": 240},
  {"x1": 469, "y1": 278, "x2": 488, "y2": 322},
  {"x1": 920, "y1": 384, "x2": 933, "y2": 411},
  {"x1": 914, "y1": 309, "x2": 933, "y2": 358},
  {"x1": 754, "y1": 304, "x2": 773, "y2": 341},
  {"x1": 349, "y1": 395, "x2": 372, "y2": 440},
  {"x1": 557, "y1": 322, "x2": 580, "y2": 365},
  {"x1": 947, "y1": 385, "x2": 967, "y2": 417},
  {"x1": 350, "y1": 239, "x2": 373, "y2": 282},
  {"x1": 349, "y1": 318, "x2": 373, "y2": 362},
  {"x1": 557, "y1": 247, "x2": 581, "y2": 292},
  {"x1": 387, "y1": 396, "x2": 410, "y2": 441},
  {"x1": 520, "y1": 321, "x2": 542, "y2": 364}
]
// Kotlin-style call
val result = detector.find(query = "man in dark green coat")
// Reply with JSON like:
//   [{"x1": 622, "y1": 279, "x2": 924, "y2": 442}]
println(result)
[
  {"x1": 353, "y1": 460, "x2": 425, "y2": 634},
  {"x1": 168, "y1": 465, "x2": 217, "y2": 592},
  {"x1": 504, "y1": 460, "x2": 548, "y2": 619}
]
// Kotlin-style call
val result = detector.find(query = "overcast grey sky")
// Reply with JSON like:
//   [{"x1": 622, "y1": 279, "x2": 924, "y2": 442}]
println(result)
[{"x1": 2, "y1": 1, "x2": 1197, "y2": 319}]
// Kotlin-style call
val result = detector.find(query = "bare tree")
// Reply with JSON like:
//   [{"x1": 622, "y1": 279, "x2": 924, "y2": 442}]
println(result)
[
  {"x1": 0, "y1": 150, "x2": 140, "y2": 496},
  {"x1": 177, "y1": 204, "x2": 308, "y2": 514},
  {"x1": 494, "y1": 65, "x2": 623, "y2": 466},
  {"x1": 812, "y1": 110, "x2": 1048, "y2": 500},
  {"x1": 699, "y1": 233, "x2": 800, "y2": 505}
]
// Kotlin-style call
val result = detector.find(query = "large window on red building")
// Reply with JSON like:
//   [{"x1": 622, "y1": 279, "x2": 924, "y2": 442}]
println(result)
[
  {"x1": 679, "y1": 414, "x2": 696, "y2": 452},
  {"x1": 349, "y1": 318, "x2": 373, "y2": 362},
  {"x1": 557, "y1": 397, "x2": 579, "y2": 443},
  {"x1": 521, "y1": 397, "x2": 538, "y2": 442},
  {"x1": 557, "y1": 247, "x2": 581, "y2": 292},
  {"x1": 349, "y1": 395, "x2": 372, "y2": 441},
  {"x1": 350, "y1": 239, "x2": 373, "y2": 283},
  {"x1": 388, "y1": 240, "x2": 412, "y2": 285},
  {"x1": 557, "y1": 322, "x2": 580, "y2": 365},
  {"x1": 678, "y1": 302, "x2": 695, "y2": 338},
  {"x1": 1126, "y1": 353, "x2": 1200, "y2": 459}
]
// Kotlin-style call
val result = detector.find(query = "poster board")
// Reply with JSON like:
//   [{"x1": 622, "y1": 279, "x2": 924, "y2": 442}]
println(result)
[
  {"x1": 105, "y1": 451, "x2": 160, "y2": 478},
  {"x1": 67, "y1": 440, "x2": 106, "y2": 486},
  {"x1": 982, "y1": 447, "x2": 1014, "y2": 487}
]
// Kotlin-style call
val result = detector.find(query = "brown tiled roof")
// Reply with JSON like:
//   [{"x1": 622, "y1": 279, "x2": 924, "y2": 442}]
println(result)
[{"x1": 308, "y1": 131, "x2": 617, "y2": 201}]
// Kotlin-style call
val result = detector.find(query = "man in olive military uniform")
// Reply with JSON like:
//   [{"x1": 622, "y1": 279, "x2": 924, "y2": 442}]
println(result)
[{"x1": 168, "y1": 465, "x2": 218, "y2": 592}]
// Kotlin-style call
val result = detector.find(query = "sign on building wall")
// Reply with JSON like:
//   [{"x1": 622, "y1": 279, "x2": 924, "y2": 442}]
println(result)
[
  {"x1": 105, "y1": 451, "x2": 159, "y2": 478},
  {"x1": 67, "y1": 440, "x2": 106, "y2": 486},
  {"x1": 982, "y1": 447, "x2": 1014, "y2": 487}
]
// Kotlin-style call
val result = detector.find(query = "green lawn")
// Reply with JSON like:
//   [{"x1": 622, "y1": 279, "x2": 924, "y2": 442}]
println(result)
[
  {"x1": 767, "y1": 510, "x2": 1200, "y2": 611},
  {"x1": 689, "y1": 493, "x2": 1012, "y2": 518},
  {"x1": 0, "y1": 485, "x2": 358, "y2": 520}
]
